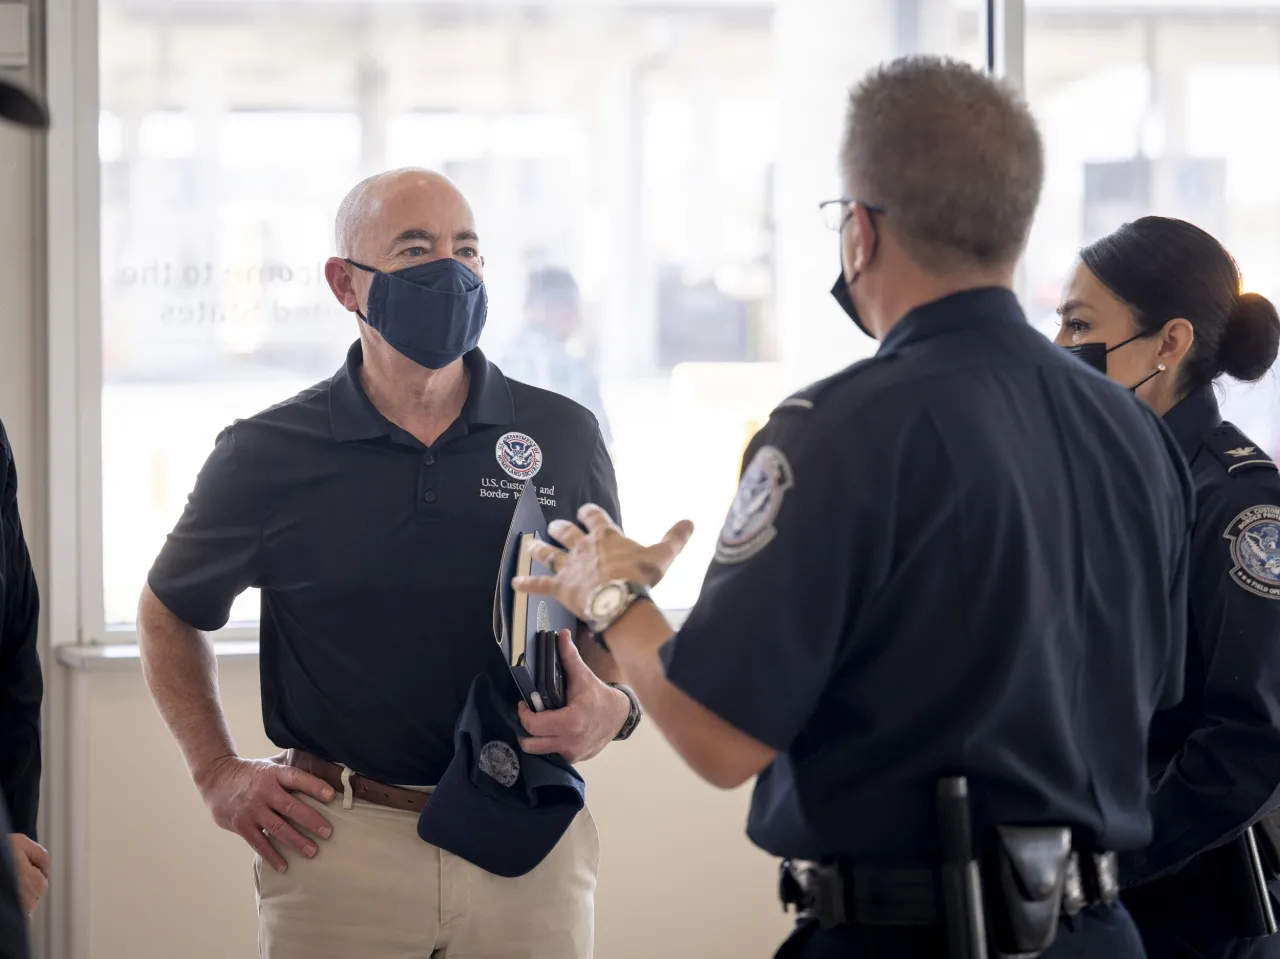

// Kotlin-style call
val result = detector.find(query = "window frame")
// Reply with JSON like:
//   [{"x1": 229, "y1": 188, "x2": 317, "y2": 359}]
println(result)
[{"x1": 46, "y1": 0, "x2": 1010, "y2": 647}]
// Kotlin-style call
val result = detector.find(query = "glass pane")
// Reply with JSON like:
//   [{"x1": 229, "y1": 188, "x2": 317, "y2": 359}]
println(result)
[
  {"x1": 100, "y1": 0, "x2": 981, "y2": 629},
  {"x1": 1025, "y1": 5, "x2": 1280, "y2": 450}
]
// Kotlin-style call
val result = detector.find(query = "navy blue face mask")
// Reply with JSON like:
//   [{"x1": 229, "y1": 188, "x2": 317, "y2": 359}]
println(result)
[{"x1": 346, "y1": 257, "x2": 488, "y2": 370}]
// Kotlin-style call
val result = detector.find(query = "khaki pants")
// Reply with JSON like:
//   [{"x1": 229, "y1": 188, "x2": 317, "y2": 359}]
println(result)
[{"x1": 255, "y1": 793, "x2": 599, "y2": 959}]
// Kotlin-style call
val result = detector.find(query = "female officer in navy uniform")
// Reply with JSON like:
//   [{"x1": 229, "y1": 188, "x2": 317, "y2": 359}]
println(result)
[{"x1": 1055, "y1": 216, "x2": 1280, "y2": 959}]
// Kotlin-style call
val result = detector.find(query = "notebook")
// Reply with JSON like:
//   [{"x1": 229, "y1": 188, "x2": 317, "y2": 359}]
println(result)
[{"x1": 492, "y1": 480, "x2": 576, "y2": 710}]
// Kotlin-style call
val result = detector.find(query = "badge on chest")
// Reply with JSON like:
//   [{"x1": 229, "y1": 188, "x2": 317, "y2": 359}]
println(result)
[{"x1": 480, "y1": 432, "x2": 558, "y2": 508}]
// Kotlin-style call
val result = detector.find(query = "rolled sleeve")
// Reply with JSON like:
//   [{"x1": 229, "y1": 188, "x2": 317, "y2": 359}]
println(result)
[
  {"x1": 147, "y1": 426, "x2": 264, "y2": 632},
  {"x1": 660, "y1": 422, "x2": 878, "y2": 751}
]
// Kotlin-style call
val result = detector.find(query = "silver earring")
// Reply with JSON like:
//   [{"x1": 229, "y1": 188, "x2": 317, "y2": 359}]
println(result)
[{"x1": 1157, "y1": 363, "x2": 1167, "y2": 371}]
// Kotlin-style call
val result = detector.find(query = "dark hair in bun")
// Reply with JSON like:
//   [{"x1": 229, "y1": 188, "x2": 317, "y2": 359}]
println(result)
[
  {"x1": 1080, "y1": 216, "x2": 1280, "y2": 391},
  {"x1": 1220, "y1": 292, "x2": 1280, "y2": 383}
]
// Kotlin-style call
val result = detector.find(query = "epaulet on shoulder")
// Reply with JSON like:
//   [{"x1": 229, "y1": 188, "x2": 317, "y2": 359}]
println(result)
[
  {"x1": 768, "y1": 357, "x2": 879, "y2": 419},
  {"x1": 1205, "y1": 424, "x2": 1278, "y2": 475}
]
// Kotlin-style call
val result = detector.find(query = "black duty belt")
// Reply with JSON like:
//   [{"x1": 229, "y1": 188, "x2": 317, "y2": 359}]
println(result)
[{"x1": 779, "y1": 850, "x2": 1119, "y2": 930}]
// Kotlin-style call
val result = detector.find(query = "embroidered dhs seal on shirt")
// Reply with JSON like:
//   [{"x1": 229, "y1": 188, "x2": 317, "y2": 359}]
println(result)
[
  {"x1": 1224, "y1": 505, "x2": 1280, "y2": 600},
  {"x1": 495, "y1": 432, "x2": 543, "y2": 481},
  {"x1": 715, "y1": 445, "x2": 794, "y2": 565}
]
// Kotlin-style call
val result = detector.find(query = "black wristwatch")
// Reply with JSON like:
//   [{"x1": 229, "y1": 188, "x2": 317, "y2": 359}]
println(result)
[{"x1": 608, "y1": 682, "x2": 643, "y2": 741}]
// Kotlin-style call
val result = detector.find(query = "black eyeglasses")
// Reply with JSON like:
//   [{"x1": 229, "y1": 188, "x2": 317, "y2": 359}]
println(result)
[{"x1": 819, "y1": 197, "x2": 888, "y2": 232}]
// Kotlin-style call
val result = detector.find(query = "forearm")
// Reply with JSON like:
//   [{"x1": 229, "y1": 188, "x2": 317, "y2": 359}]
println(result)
[
  {"x1": 607, "y1": 602, "x2": 775, "y2": 788},
  {"x1": 577, "y1": 625, "x2": 622, "y2": 683},
  {"x1": 137, "y1": 586, "x2": 238, "y2": 787}
]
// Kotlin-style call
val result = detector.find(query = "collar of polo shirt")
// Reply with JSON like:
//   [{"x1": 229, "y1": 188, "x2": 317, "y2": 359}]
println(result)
[{"x1": 329, "y1": 341, "x2": 515, "y2": 442}]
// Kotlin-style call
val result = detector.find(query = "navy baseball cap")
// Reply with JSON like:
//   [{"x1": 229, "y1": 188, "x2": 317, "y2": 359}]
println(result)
[
  {"x1": 0, "y1": 75, "x2": 48, "y2": 129},
  {"x1": 418, "y1": 672, "x2": 586, "y2": 878}
]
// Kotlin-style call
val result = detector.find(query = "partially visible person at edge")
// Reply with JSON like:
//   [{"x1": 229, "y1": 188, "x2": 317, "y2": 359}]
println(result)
[
  {"x1": 514, "y1": 56, "x2": 1193, "y2": 959},
  {"x1": 498, "y1": 267, "x2": 612, "y2": 446},
  {"x1": 0, "y1": 74, "x2": 53, "y2": 959},
  {"x1": 1055, "y1": 216, "x2": 1280, "y2": 959},
  {"x1": 138, "y1": 168, "x2": 633, "y2": 959}
]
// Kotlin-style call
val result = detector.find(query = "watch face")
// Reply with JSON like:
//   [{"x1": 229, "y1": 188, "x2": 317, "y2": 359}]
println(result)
[{"x1": 591, "y1": 583, "x2": 626, "y2": 620}]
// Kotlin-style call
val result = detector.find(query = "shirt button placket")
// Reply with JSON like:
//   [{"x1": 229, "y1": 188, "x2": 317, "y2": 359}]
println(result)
[{"x1": 420, "y1": 450, "x2": 441, "y2": 512}]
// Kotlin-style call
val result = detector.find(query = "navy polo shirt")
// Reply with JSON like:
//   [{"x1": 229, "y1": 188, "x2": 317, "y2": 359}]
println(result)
[
  {"x1": 148, "y1": 343, "x2": 619, "y2": 785},
  {"x1": 1126, "y1": 385, "x2": 1280, "y2": 884},
  {"x1": 662, "y1": 287, "x2": 1195, "y2": 864}
]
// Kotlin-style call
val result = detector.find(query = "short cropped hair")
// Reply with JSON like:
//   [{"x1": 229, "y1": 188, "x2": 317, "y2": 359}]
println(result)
[{"x1": 841, "y1": 56, "x2": 1043, "y2": 271}]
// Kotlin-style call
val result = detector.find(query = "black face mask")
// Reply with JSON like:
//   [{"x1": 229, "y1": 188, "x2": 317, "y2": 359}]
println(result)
[
  {"x1": 830, "y1": 210, "x2": 880, "y2": 340},
  {"x1": 832, "y1": 272, "x2": 874, "y2": 340},
  {"x1": 1063, "y1": 331, "x2": 1164, "y2": 392}
]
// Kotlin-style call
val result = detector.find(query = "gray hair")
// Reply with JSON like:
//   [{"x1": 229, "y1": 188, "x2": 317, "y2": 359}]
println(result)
[{"x1": 841, "y1": 56, "x2": 1043, "y2": 271}]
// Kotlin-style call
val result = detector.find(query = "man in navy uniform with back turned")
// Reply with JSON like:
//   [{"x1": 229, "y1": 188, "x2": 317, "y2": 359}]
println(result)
[
  {"x1": 0, "y1": 72, "x2": 52, "y2": 959},
  {"x1": 516, "y1": 57, "x2": 1194, "y2": 958}
]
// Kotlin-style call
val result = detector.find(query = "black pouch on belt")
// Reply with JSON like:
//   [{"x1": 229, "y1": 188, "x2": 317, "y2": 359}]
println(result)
[{"x1": 981, "y1": 826, "x2": 1072, "y2": 958}]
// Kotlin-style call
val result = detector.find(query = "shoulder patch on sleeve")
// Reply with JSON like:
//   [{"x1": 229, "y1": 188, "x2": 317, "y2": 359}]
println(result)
[
  {"x1": 715, "y1": 445, "x2": 794, "y2": 565},
  {"x1": 1223, "y1": 504, "x2": 1280, "y2": 600},
  {"x1": 773, "y1": 397, "x2": 814, "y2": 413},
  {"x1": 1205, "y1": 425, "x2": 1278, "y2": 475}
]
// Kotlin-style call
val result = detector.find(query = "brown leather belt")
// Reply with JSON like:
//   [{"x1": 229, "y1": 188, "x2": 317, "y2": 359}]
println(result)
[{"x1": 283, "y1": 749, "x2": 430, "y2": 814}]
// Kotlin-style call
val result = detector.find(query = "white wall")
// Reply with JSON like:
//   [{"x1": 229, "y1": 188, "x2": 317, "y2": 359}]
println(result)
[{"x1": 67, "y1": 660, "x2": 791, "y2": 959}]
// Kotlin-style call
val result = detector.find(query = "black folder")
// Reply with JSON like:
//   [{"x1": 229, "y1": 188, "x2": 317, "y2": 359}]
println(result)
[{"x1": 493, "y1": 480, "x2": 576, "y2": 711}]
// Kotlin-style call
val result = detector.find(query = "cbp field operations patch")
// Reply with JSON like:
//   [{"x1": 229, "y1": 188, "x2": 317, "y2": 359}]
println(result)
[
  {"x1": 715, "y1": 445, "x2": 794, "y2": 565},
  {"x1": 1224, "y1": 505, "x2": 1280, "y2": 600},
  {"x1": 478, "y1": 741, "x2": 521, "y2": 787},
  {"x1": 496, "y1": 431, "x2": 543, "y2": 481}
]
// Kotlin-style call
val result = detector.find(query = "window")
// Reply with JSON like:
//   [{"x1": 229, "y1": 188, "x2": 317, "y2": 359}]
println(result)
[
  {"x1": 1023, "y1": 4, "x2": 1280, "y2": 447},
  {"x1": 97, "y1": 0, "x2": 981, "y2": 633}
]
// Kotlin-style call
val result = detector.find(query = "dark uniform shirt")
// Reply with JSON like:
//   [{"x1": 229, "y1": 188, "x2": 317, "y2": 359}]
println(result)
[
  {"x1": 1125, "y1": 384, "x2": 1280, "y2": 885},
  {"x1": 0, "y1": 793, "x2": 28, "y2": 959},
  {"x1": 148, "y1": 344, "x2": 619, "y2": 785},
  {"x1": 0, "y1": 419, "x2": 40, "y2": 841},
  {"x1": 662, "y1": 288, "x2": 1194, "y2": 864}
]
